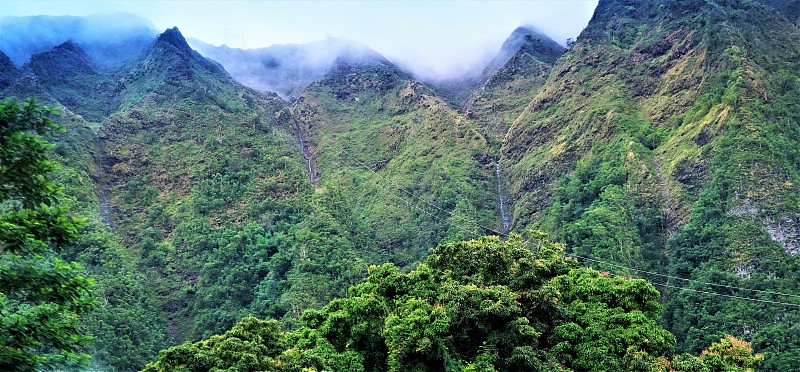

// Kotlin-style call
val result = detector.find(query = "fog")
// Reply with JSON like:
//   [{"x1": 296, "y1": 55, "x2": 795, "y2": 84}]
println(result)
[
  {"x1": 1, "y1": 1, "x2": 598, "y2": 100},
  {"x1": 188, "y1": 36, "x2": 383, "y2": 99},
  {"x1": 0, "y1": 13, "x2": 157, "y2": 71},
  {"x1": 3, "y1": 0, "x2": 597, "y2": 82}
]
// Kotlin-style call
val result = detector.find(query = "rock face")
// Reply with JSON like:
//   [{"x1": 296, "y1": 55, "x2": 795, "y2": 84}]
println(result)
[{"x1": 764, "y1": 216, "x2": 800, "y2": 255}]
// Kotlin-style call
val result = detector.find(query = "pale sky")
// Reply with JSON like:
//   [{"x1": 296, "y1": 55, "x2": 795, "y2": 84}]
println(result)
[{"x1": 2, "y1": 0, "x2": 598, "y2": 78}]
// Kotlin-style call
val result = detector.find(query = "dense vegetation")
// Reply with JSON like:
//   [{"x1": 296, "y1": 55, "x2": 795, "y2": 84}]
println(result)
[
  {"x1": 2, "y1": 0, "x2": 800, "y2": 369},
  {"x1": 0, "y1": 99, "x2": 94, "y2": 370},
  {"x1": 500, "y1": 1, "x2": 800, "y2": 369},
  {"x1": 143, "y1": 235, "x2": 762, "y2": 371},
  {"x1": 292, "y1": 55, "x2": 498, "y2": 266}
]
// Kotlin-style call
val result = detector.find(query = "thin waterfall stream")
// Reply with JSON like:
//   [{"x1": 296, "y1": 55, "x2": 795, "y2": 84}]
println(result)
[
  {"x1": 93, "y1": 131, "x2": 113, "y2": 230},
  {"x1": 495, "y1": 163, "x2": 510, "y2": 232},
  {"x1": 294, "y1": 119, "x2": 316, "y2": 183}
]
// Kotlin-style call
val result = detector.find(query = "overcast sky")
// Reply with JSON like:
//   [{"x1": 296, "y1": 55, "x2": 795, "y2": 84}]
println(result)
[{"x1": 3, "y1": 0, "x2": 598, "y2": 78}]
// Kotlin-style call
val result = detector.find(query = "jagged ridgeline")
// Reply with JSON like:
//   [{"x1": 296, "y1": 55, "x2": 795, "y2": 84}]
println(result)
[
  {"x1": 3, "y1": 0, "x2": 800, "y2": 369},
  {"x1": 0, "y1": 22, "x2": 502, "y2": 369}
]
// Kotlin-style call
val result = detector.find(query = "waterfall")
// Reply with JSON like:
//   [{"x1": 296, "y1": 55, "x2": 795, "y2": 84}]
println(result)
[
  {"x1": 495, "y1": 163, "x2": 510, "y2": 232},
  {"x1": 294, "y1": 120, "x2": 316, "y2": 183},
  {"x1": 94, "y1": 132, "x2": 113, "y2": 230}
]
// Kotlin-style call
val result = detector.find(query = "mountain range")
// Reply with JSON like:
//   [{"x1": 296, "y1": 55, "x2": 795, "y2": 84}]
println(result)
[{"x1": 2, "y1": 0, "x2": 800, "y2": 369}]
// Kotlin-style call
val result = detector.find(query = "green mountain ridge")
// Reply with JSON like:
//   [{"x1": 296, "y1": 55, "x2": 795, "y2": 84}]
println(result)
[
  {"x1": 291, "y1": 51, "x2": 498, "y2": 265},
  {"x1": 498, "y1": 0, "x2": 800, "y2": 368},
  {"x1": 464, "y1": 27, "x2": 565, "y2": 143},
  {"x1": 3, "y1": 1, "x2": 800, "y2": 368}
]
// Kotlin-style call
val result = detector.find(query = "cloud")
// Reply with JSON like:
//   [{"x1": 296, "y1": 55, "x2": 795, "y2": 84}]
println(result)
[{"x1": 0, "y1": 13, "x2": 156, "y2": 69}]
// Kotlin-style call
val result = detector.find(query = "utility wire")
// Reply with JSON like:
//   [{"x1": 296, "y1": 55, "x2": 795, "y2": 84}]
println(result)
[
  {"x1": 289, "y1": 98, "x2": 800, "y2": 308},
  {"x1": 344, "y1": 149, "x2": 800, "y2": 303},
  {"x1": 603, "y1": 271, "x2": 800, "y2": 309},
  {"x1": 564, "y1": 252, "x2": 800, "y2": 300}
]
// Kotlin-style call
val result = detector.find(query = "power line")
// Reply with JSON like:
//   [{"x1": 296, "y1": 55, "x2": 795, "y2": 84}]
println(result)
[
  {"x1": 564, "y1": 252, "x2": 800, "y2": 300},
  {"x1": 351, "y1": 151, "x2": 800, "y2": 303},
  {"x1": 288, "y1": 92, "x2": 800, "y2": 309},
  {"x1": 615, "y1": 274, "x2": 800, "y2": 309}
]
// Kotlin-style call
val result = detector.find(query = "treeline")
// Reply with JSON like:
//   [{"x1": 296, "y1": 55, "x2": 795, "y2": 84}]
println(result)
[{"x1": 143, "y1": 235, "x2": 762, "y2": 371}]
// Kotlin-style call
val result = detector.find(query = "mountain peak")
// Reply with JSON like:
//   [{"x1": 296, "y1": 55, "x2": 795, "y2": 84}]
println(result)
[
  {"x1": 156, "y1": 27, "x2": 191, "y2": 51},
  {"x1": 147, "y1": 26, "x2": 228, "y2": 78},
  {"x1": 495, "y1": 26, "x2": 564, "y2": 67},
  {"x1": 24, "y1": 39, "x2": 95, "y2": 75},
  {"x1": 476, "y1": 25, "x2": 564, "y2": 87},
  {"x1": 330, "y1": 50, "x2": 391, "y2": 69},
  {"x1": 318, "y1": 49, "x2": 407, "y2": 96},
  {"x1": 52, "y1": 40, "x2": 86, "y2": 56}
]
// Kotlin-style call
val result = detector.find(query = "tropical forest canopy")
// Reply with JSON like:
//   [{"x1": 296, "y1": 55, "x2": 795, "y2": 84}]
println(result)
[{"x1": 1, "y1": 0, "x2": 800, "y2": 370}]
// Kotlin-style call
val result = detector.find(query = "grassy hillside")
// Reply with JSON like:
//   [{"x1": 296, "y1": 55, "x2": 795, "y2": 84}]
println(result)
[
  {"x1": 292, "y1": 55, "x2": 500, "y2": 266},
  {"x1": 498, "y1": 0, "x2": 800, "y2": 368},
  {"x1": 5, "y1": 2, "x2": 800, "y2": 368}
]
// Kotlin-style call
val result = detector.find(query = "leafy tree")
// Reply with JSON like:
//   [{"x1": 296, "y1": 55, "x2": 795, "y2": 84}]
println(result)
[
  {"x1": 699, "y1": 335, "x2": 763, "y2": 371},
  {"x1": 142, "y1": 317, "x2": 285, "y2": 372},
  {"x1": 546, "y1": 268, "x2": 676, "y2": 371},
  {"x1": 664, "y1": 335, "x2": 763, "y2": 372},
  {"x1": 0, "y1": 99, "x2": 95, "y2": 370},
  {"x1": 147, "y1": 233, "x2": 691, "y2": 371}
]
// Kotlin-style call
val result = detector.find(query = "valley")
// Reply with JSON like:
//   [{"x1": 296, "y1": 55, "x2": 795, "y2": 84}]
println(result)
[{"x1": 1, "y1": 0, "x2": 800, "y2": 370}]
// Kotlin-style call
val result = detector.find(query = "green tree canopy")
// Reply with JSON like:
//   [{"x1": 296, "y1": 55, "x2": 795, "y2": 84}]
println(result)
[
  {"x1": 0, "y1": 99, "x2": 95, "y2": 370},
  {"x1": 146, "y1": 232, "x2": 719, "y2": 371}
]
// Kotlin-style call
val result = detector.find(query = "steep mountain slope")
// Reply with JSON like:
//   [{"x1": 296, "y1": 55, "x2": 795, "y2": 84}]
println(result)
[
  {"x1": 0, "y1": 51, "x2": 18, "y2": 90},
  {"x1": 19, "y1": 41, "x2": 113, "y2": 122},
  {"x1": 498, "y1": 0, "x2": 800, "y2": 368},
  {"x1": 2, "y1": 26, "x2": 357, "y2": 370},
  {"x1": 96, "y1": 27, "x2": 322, "y2": 344},
  {"x1": 7, "y1": 3, "x2": 800, "y2": 369},
  {"x1": 3, "y1": 24, "x2": 504, "y2": 369},
  {"x1": 464, "y1": 26, "x2": 565, "y2": 142},
  {"x1": 292, "y1": 52, "x2": 500, "y2": 265},
  {"x1": 0, "y1": 64, "x2": 170, "y2": 370},
  {"x1": 189, "y1": 37, "x2": 377, "y2": 99}
]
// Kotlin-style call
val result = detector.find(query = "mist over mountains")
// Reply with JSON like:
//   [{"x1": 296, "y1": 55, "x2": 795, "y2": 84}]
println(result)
[
  {"x1": 2, "y1": 12, "x2": 561, "y2": 102},
  {"x1": 3, "y1": 1, "x2": 800, "y2": 370},
  {"x1": 187, "y1": 36, "x2": 387, "y2": 99},
  {"x1": 0, "y1": 13, "x2": 157, "y2": 71}
]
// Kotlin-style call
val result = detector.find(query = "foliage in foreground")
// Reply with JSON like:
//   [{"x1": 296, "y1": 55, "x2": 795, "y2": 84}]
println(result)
[
  {"x1": 144, "y1": 234, "x2": 761, "y2": 371},
  {"x1": 0, "y1": 99, "x2": 95, "y2": 370}
]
